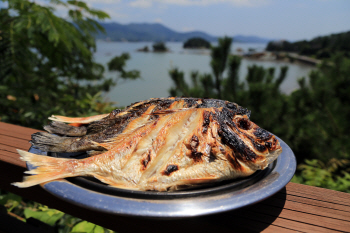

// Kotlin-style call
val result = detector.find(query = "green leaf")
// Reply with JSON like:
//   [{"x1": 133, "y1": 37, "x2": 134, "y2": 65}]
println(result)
[
  {"x1": 0, "y1": 193, "x2": 23, "y2": 212},
  {"x1": 24, "y1": 207, "x2": 64, "y2": 226},
  {"x1": 71, "y1": 221, "x2": 104, "y2": 233},
  {"x1": 67, "y1": 0, "x2": 88, "y2": 10},
  {"x1": 93, "y1": 225, "x2": 105, "y2": 233},
  {"x1": 0, "y1": 193, "x2": 22, "y2": 205}
]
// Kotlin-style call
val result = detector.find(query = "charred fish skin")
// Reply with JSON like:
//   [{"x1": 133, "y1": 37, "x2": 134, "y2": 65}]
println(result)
[
  {"x1": 30, "y1": 98, "x2": 251, "y2": 153},
  {"x1": 15, "y1": 97, "x2": 282, "y2": 191},
  {"x1": 44, "y1": 121, "x2": 87, "y2": 136}
]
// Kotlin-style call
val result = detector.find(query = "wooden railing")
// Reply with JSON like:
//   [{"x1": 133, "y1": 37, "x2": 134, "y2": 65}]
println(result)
[{"x1": 1, "y1": 122, "x2": 350, "y2": 232}]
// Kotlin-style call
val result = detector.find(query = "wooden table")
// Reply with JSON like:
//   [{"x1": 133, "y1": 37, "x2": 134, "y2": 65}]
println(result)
[{"x1": 0, "y1": 122, "x2": 349, "y2": 233}]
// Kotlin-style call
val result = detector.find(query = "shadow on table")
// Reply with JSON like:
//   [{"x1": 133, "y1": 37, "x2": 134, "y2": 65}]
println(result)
[
  {"x1": 200, "y1": 186, "x2": 288, "y2": 232},
  {"x1": 110, "y1": 187, "x2": 287, "y2": 233}
]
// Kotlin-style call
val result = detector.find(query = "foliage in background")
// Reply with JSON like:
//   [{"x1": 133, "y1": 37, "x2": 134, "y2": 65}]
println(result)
[
  {"x1": 0, "y1": 0, "x2": 140, "y2": 129},
  {"x1": 0, "y1": 0, "x2": 140, "y2": 231},
  {"x1": 284, "y1": 54, "x2": 350, "y2": 162},
  {"x1": 170, "y1": 37, "x2": 350, "y2": 192},
  {"x1": 292, "y1": 159, "x2": 350, "y2": 193},
  {"x1": 266, "y1": 30, "x2": 350, "y2": 59},
  {"x1": 0, "y1": 190, "x2": 114, "y2": 232},
  {"x1": 170, "y1": 36, "x2": 289, "y2": 136}
]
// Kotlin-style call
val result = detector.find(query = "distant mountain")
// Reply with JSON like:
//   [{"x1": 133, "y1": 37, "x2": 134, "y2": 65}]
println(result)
[
  {"x1": 96, "y1": 22, "x2": 217, "y2": 42},
  {"x1": 95, "y1": 22, "x2": 274, "y2": 43}
]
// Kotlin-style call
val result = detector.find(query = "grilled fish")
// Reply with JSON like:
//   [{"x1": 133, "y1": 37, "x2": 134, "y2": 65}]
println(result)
[{"x1": 13, "y1": 97, "x2": 282, "y2": 191}]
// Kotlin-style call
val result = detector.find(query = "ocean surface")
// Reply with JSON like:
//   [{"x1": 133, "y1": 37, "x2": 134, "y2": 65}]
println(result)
[{"x1": 94, "y1": 41, "x2": 314, "y2": 107}]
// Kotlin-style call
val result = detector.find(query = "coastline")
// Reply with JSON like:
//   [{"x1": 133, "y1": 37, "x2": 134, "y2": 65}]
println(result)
[{"x1": 241, "y1": 51, "x2": 321, "y2": 66}]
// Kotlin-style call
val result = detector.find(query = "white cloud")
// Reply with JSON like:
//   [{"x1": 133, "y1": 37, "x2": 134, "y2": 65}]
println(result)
[
  {"x1": 182, "y1": 27, "x2": 195, "y2": 32},
  {"x1": 129, "y1": 0, "x2": 269, "y2": 8},
  {"x1": 154, "y1": 18, "x2": 163, "y2": 23},
  {"x1": 103, "y1": 9, "x2": 128, "y2": 20},
  {"x1": 84, "y1": 0, "x2": 121, "y2": 3},
  {"x1": 129, "y1": 0, "x2": 153, "y2": 8}
]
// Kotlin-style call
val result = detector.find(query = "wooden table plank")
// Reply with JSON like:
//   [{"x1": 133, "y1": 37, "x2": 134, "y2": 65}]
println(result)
[
  {"x1": 1, "y1": 122, "x2": 350, "y2": 233},
  {"x1": 0, "y1": 124, "x2": 38, "y2": 140},
  {"x1": 0, "y1": 122, "x2": 39, "y2": 167},
  {"x1": 255, "y1": 203, "x2": 349, "y2": 232},
  {"x1": 0, "y1": 135, "x2": 33, "y2": 151},
  {"x1": 285, "y1": 182, "x2": 350, "y2": 206},
  {"x1": 0, "y1": 144, "x2": 26, "y2": 167},
  {"x1": 0, "y1": 139, "x2": 28, "y2": 168},
  {"x1": 227, "y1": 206, "x2": 341, "y2": 233},
  {"x1": 275, "y1": 192, "x2": 350, "y2": 213},
  {"x1": 262, "y1": 195, "x2": 350, "y2": 221}
]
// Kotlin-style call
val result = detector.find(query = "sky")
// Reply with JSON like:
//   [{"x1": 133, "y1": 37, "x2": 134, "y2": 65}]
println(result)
[
  {"x1": 78, "y1": 0, "x2": 350, "y2": 41},
  {"x1": 2, "y1": 0, "x2": 349, "y2": 41}
]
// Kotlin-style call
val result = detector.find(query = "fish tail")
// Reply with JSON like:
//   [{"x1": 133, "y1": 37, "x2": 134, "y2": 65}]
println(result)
[
  {"x1": 48, "y1": 114, "x2": 109, "y2": 124},
  {"x1": 12, "y1": 150, "x2": 86, "y2": 188}
]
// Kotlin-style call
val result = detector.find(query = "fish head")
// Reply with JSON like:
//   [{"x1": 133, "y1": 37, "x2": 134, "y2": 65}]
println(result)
[{"x1": 217, "y1": 108, "x2": 282, "y2": 170}]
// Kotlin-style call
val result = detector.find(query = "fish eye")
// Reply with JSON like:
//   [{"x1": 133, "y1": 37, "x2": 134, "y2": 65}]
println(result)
[{"x1": 237, "y1": 118, "x2": 251, "y2": 130}]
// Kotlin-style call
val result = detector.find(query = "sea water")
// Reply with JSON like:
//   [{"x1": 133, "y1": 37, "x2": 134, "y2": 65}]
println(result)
[{"x1": 94, "y1": 41, "x2": 313, "y2": 107}]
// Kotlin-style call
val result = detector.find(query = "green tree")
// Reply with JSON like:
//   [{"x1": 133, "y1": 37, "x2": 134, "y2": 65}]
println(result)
[
  {"x1": 266, "y1": 31, "x2": 350, "y2": 59},
  {"x1": 0, "y1": 0, "x2": 140, "y2": 129},
  {"x1": 210, "y1": 36, "x2": 232, "y2": 99},
  {"x1": 108, "y1": 52, "x2": 140, "y2": 85},
  {"x1": 169, "y1": 37, "x2": 350, "y2": 192},
  {"x1": 286, "y1": 54, "x2": 350, "y2": 162},
  {"x1": 169, "y1": 36, "x2": 288, "y2": 134},
  {"x1": 169, "y1": 36, "x2": 235, "y2": 100},
  {"x1": 0, "y1": 1, "x2": 139, "y2": 232}
]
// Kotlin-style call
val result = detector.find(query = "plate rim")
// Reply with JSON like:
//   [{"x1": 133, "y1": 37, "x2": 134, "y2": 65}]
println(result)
[{"x1": 28, "y1": 136, "x2": 296, "y2": 218}]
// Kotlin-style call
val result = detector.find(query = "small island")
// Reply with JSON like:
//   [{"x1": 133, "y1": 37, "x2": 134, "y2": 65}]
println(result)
[
  {"x1": 153, "y1": 42, "x2": 168, "y2": 52},
  {"x1": 183, "y1": 37, "x2": 211, "y2": 49},
  {"x1": 137, "y1": 42, "x2": 168, "y2": 53},
  {"x1": 137, "y1": 46, "x2": 149, "y2": 52}
]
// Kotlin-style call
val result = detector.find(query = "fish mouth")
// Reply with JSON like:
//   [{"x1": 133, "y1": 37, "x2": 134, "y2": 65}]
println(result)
[{"x1": 46, "y1": 149, "x2": 276, "y2": 200}]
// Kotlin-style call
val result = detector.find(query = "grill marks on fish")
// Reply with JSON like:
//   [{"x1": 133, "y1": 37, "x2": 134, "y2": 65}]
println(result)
[
  {"x1": 219, "y1": 121, "x2": 257, "y2": 162},
  {"x1": 162, "y1": 164, "x2": 179, "y2": 176},
  {"x1": 140, "y1": 109, "x2": 200, "y2": 183},
  {"x1": 202, "y1": 111, "x2": 211, "y2": 134},
  {"x1": 17, "y1": 97, "x2": 282, "y2": 191},
  {"x1": 97, "y1": 120, "x2": 159, "y2": 172},
  {"x1": 118, "y1": 113, "x2": 177, "y2": 184},
  {"x1": 187, "y1": 135, "x2": 203, "y2": 162},
  {"x1": 141, "y1": 151, "x2": 151, "y2": 170}
]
